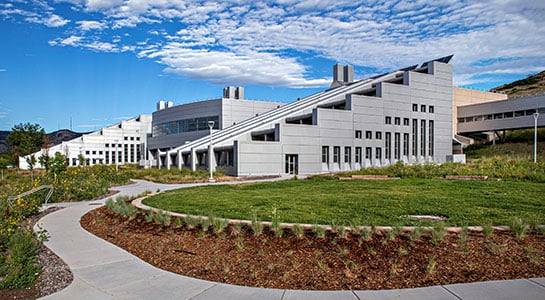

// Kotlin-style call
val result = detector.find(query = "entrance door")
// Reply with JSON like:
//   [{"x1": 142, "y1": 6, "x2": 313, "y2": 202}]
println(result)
[{"x1": 285, "y1": 154, "x2": 299, "y2": 175}]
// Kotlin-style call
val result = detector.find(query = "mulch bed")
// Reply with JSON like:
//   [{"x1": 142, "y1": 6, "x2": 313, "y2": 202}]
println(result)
[{"x1": 81, "y1": 207, "x2": 545, "y2": 291}]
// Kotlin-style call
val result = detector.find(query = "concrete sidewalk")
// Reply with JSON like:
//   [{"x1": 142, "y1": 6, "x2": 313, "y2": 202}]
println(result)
[{"x1": 38, "y1": 179, "x2": 545, "y2": 300}]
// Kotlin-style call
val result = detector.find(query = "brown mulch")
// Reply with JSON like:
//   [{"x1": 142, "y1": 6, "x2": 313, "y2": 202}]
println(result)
[{"x1": 80, "y1": 207, "x2": 545, "y2": 291}]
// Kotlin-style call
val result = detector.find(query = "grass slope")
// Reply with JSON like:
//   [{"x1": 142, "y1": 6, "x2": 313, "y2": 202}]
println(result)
[{"x1": 143, "y1": 178, "x2": 545, "y2": 226}]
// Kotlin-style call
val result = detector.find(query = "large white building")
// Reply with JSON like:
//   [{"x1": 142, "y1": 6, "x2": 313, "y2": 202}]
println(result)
[
  {"x1": 19, "y1": 115, "x2": 151, "y2": 169},
  {"x1": 159, "y1": 56, "x2": 456, "y2": 176}
]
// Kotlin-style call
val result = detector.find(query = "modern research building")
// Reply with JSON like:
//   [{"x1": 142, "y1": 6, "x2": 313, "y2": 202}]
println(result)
[{"x1": 156, "y1": 56, "x2": 456, "y2": 177}]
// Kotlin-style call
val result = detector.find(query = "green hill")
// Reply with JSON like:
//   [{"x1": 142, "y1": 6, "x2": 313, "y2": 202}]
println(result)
[{"x1": 490, "y1": 70, "x2": 545, "y2": 98}]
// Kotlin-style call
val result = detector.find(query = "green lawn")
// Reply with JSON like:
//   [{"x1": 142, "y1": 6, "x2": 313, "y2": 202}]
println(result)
[{"x1": 142, "y1": 178, "x2": 545, "y2": 226}]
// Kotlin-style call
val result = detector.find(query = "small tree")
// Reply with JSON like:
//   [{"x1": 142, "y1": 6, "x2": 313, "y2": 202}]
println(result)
[
  {"x1": 78, "y1": 154, "x2": 85, "y2": 167},
  {"x1": 25, "y1": 154, "x2": 37, "y2": 182},
  {"x1": 0, "y1": 155, "x2": 10, "y2": 181},
  {"x1": 50, "y1": 152, "x2": 67, "y2": 176},
  {"x1": 38, "y1": 153, "x2": 51, "y2": 172}
]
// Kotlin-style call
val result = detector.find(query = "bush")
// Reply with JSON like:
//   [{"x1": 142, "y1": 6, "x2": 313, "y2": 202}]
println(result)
[{"x1": 0, "y1": 231, "x2": 41, "y2": 290}]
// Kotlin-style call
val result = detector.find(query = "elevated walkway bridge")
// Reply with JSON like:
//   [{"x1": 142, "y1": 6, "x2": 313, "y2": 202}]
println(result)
[{"x1": 457, "y1": 94, "x2": 544, "y2": 137}]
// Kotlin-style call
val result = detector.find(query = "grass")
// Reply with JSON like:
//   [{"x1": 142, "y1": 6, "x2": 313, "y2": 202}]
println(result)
[{"x1": 143, "y1": 177, "x2": 545, "y2": 226}]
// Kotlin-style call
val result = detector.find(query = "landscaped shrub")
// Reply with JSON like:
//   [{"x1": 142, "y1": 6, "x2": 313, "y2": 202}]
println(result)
[{"x1": 0, "y1": 231, "x2": 41, "y2": 290}]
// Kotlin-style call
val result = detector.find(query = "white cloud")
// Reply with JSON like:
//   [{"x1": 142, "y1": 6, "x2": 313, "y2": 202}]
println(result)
[
  {"x1": 26, "y1": 13, "x2": 69, "y2": 27},
  {"x1": 9, "y1": 0, "x2": 545, "y2": 88},
  {"x1": 0, "y1": 68, "x2": 6, "y2": 72},
  {"x1": 77, "y1": 20, "x2": 107, "y2": 30}
]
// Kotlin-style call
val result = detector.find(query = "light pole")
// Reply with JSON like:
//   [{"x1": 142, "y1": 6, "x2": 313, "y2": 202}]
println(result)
[
  {"x1": 208, "y1": 121, "x2": 215, "y2": 182},
  {"x1": 533, "y1": 112, "x2": 540, "y2": 163}
]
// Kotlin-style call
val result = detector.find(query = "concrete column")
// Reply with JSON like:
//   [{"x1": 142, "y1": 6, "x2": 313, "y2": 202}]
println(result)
[{"x1": 190, "y1": 148, "x2": 197, "y2": 171}]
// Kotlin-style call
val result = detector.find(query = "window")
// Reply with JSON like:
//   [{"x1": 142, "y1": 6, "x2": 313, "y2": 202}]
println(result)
[
  {"x1": 385, "y1": 116, "x2": 392, "y2": 124},
  {"x1": 355, "y1": 147, "x2": 362, "y2": 164},
  {"x1": 136, "y1": 137, "x2": 140, "y2": 141},
  {"x1": 322, "y1": 146, "x2": 329, "y2": 164},
  {"x1": 376, "y1": 131, "x2": 382, "y2": 140},
  {"x1": 412, "y1": 104, "x2": 418, "y2": 112},
  {"x1": 375, "y1": 147, "x2": 382, "y2": 161},
  {"x1": 515, "y1": 110, "x2": 525, "y2": 117},
  {"x1": 394, "y1": 133, "x2": 400, "y2": 160},
  {"x1": 429, "y1": 106, "x2": 434, "y2": 113},
  {"x1": 92, "y1": 151, "x2": 96, "y2": 155},
  {"x1": 130, "y1": 137, "x2": 134, "y2": 141},
  {"x1": 85, "y1": 151, "x2": 90, "y2": 155},
  {"x1": 385, "y1": 132, "x2": 391, "y2": 160},
  {"x1": 458, "y1": 117, "x2": 465, "y2": 123},
  {"x1": 344, "y1": 147, "x2": 351, "y2": 163},
  {"x1": 420, "y1": 120, "x2": 426, "y2": 156},
  {"x1": 421, "y1": 105, "x2": 426, "y2": 112},
  {"x1": 105, "y1": 144, "x2": 109, "y2": 147},
  {"x1": 394, "y1": 117, "x2": 401, "y2": 125},
  {"x1": 355, "y1": 130, "x2": 362, "y2": 139},
  {"x1": 494, "y1": 113, "x2": 503, "y2": 119},
  {"x1": 333, "y1": 146, "x2": 341, "y2": 164},
  {"x1": 429, "y1": 120, "x2": 434, "y2": 156},
  {"x1": 365, "y1": 147, "x2": 372, "y2": 160},
  {"x1": 404, "y1": 118, "x2": 409, "y2": 126},
  {"x1": 124, "y1": 136, "x2": 128, "y2": 141},
  {"x1": 366, "y1": 131, "x2": 372, "y2": 139},
  {"x1": 98, "y1": 151, "x2": 103, "y2": 155},
  {"x1": 403, "y1": 133, "x2": 409, "y2": 157},
  {"x1": 412, "y1": 119, "x2": 418, "y2": 156}
]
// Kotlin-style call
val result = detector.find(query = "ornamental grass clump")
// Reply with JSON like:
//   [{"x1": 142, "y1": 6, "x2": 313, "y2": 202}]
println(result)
[{"x1": 509, "y1": 217, "x2": 529, "y2": 241}]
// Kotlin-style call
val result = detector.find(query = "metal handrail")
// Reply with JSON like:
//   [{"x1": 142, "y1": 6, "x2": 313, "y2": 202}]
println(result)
[{"x1": 6, "y1": 185, "x2": 54, "y2": 209}]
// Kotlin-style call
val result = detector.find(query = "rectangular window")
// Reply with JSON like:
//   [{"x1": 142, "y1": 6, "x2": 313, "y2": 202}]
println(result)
[
  {"x1": 376, "y1": 131, "x2": 382, "y2": 140},
  {"x1": 404, "y1": 118, "x2": 409, "y2": 126},
  {"x1": 515, "y1": 110, "x2": 525, "y2": 117},
  {"x1": 429, "y1": 120, "x2": 434, "y2": 156},
  {"x1": 421, "y1": 105, "x2": 426, "y2": 112},
  {"x1": 355, "y1": 147, "x2": 362, "y2": 164},
  {"x1": 365, "y1": 147, "x2": 372, "y2": 160},
  {"x1": 412, "y1": 119, "x2": 418, "y2": 156},
  {"x1": 385, "y1": 132, "x2": 391, "y2": 160},
  {"x1": 98, "y1": 151, "x2": 103, "y2": 155},
  {"x1": 403, "y1": 133, "x2": 409, "y2": 157},
  {"x1": 85, "y1": 150, "x2": 90, "y2": 155},
  {"x1": 375, "y1": 147, "x2": 382, "y2": 161},
  {"x1": 365, "y1": 131, "x2": 372, "y2": 139},
  {"x1": 412, "y1": 104, "x2": 418, "y2": 112},
  {"x1": 385, "y1": 116, "x2": 392, "y2": 124},
  {"x1": 105, "y1": 144, "x2": 109, "y2": 147},
  {"x1": 333, "y1": 146, "x2": 341, "y2": 163},
  {"x1": 344, "y1": 147, "x2": 351, "y2": 163},
  {"x1": 429, "y1": 106, "x2": 434, "y2": 113},
  {"x1": 355, "y1": 130, "x2": 362, "y2": 139},
  {"x1": 394, "y1": 132, "x2": 401, "y2": 160},
  {"x1": 322, "y1": 146, "x2": 329, "y2": 164},
  {"x1": 124, "y1": 136, "x2": 128, "y2": 141},
  {"x1": 92, "y1": 151, "x2": 96, "y2": 155},
  {"x1": 394, "y1": 117, "x2": 400, "y2": 125},
  {"x1": 420, "y1": 120, "x2": 426, "y2": 156}
]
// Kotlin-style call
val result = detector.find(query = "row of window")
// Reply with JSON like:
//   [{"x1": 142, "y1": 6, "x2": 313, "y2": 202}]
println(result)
[
  {"x1": 412, "y1": 104, "x2": 435, "y2": 113},
  {"x1": 458, "y1": 108, "x2": 544, "y2": 124},
  {"x1": 325, "y1": 120, "x2": 435, "y2": 164},
  {"x1": 384, "y1": 116, "x2": 412, "y2": 126},
  {"x1": 152, "y1": 115, "x2": 220, "y2": 137}
]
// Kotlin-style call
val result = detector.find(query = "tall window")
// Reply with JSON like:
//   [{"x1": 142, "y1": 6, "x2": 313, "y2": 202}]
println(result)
[
  {"x1": 355, "y1": 130, "x2": 362, "y2": 139},
  {"x1": 355, "y1": 147, "x2": 362, "y2": 164},
  {"x1": 412, "y1": 119, "x2": 418, "y2": 156},
  {"x1": 344, "y1": 147, "x2": 351, "y2": 163},
  {"x1": 412, "y1": 104, "x2": 418, "y2": 112},
  {"x1": 385, "y1": 132, "x2": 391, "y2": 160},
  {"x1": 429, "y1": 120, "x2": 434, "y2": 156},
  {"x1": 420, "y1": 120, "x2": 426, "y2": 156},
  {"x1": 333, "y1": 146, "x2": 340, "y2": 164},
  {"x1": 394, "y1": 117, "x2": 400, "y2": 125},
  {"x1": 394, "y1": 133, "x2": 400, "y2": 160},
  {"x1": 322, "y1": 146, "x2": 329, "y2": 164},
  {"x1": 403, "y1": 133, "x2": 409, "y2": 157},
  {"x1": 375, "y1": 147, "x2": 382, "y2": 162},
  {"x1": 376, "y1": 131, "x2": 382, "y2": 140},
  {"x1": 385, "y1": 116, "x2": 392, "y2": 124},
  {"x1": 365, "y1": 147, "x2": 372, "y2": 160},
  {"x1": 365, "y1": 131, "x2": 372, "y2": 139}
]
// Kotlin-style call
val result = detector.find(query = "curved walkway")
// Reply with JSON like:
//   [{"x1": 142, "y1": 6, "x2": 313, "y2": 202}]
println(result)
[{"x1": 37, "y1": 179, "x2": 545, "y2": 300}]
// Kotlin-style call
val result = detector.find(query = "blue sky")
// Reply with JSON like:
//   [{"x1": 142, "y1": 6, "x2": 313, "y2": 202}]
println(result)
[{"x1": 1, "y1": 0, "x2": 544, "y2": 133}]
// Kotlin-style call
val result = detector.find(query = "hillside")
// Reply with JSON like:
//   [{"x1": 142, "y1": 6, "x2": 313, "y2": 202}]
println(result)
[
  {"x1": 0, "y1": 129, "x2": 84, "y2": 154},
  {"x1": 490, "y1": 70, "x2": 545, "y2": 98}
]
